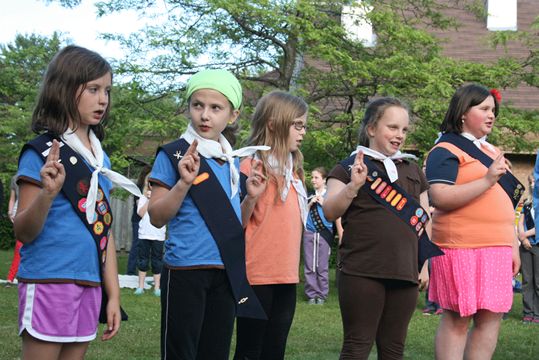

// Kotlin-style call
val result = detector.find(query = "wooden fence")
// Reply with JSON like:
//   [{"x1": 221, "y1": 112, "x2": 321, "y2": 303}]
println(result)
[{"x1": 110, "y1": 196, "x2": 135, "y2": 252}]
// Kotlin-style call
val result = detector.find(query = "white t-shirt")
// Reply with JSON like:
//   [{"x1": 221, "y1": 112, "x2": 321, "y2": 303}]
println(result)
[{"x1": 137, "y1": 196, "x2": 166, "y2": 241}]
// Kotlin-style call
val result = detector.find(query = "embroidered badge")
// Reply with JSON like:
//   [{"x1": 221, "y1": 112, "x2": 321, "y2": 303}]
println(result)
[
  {"x1": 375, "y1": 181, "x2": 387, "y2": 195},
  {"x1": 96, "y1": 189, "x2": 104, "y2": 202},
  {"x1": 415, "y1": 208, "x2": 424, "y2": 217},
  {"x1": 77, "y1": 180, "x2": 90, "y2": 196},
  {"x1": 78, "y1": 198, "x2": 87, "y2": 213},
  {"x1": 238, "y1": 297, "x2": 248, "y2": 304},
  {"x1": 69, "y1": 156, "x2": 77, "y2": 165},
  {"x1": 380, "y1": 185, "x2": 392, "y2": 199},
  {"x1": 385, "y1": 189, "x2": 397, "y2": 202},
  {"x1": 103, "y1": 213, "x2": 112, "y2": 225},
  {"x1": 93, "y1": 221, "x2": 104, "y2": 235},
  {"x1": 396, "y1": 197, "x2": 407, "y2": 211},
  {"x1": 370, "y1": 177, "x2": 382, "y2": 190},
  {"x1": 390, "y1": 194, "x2": 402, "y2": 207},
  {"x1": 410, "y1": 216, "x2": 419, "y2": 226},
  {"x1": 100, "y1": 236, "x2": 108, "y2": 251},
  {"x1": 173, "y1": 150, "x2": 183, "y2": 160},
  {"x1": 193, "y1": 172, "x2": 210, "y2": 185},
  {"x1": 97, "y1": 201, "x2": 108, "y2": 215}
]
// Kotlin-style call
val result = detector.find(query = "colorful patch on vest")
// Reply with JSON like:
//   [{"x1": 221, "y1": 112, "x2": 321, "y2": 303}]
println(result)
[
  {"x1": 77, "y1": 179, "x2": 90, "y2": 196},
  {"x1": 421, "y1": 214, "x2": 428, "y2": 223},
  {"x1": 415, "y1": 222, "x2": 423, "y2": 232},
  {"x1": 100, "y1": 236, "x2": 108, "y2": 251},
  {"x1": 375, "y1": 181, "x2": 387, "y2": 195},
  {"x1": 396, "y1": 197, "x2": 407, "y2": 211},
  {"x1": 415, "y1": 208, "x2": 424, "y2": 217},
  {"x1": 385, "y1": 189, "x2": 397, "y2": 202},
  {"x1": 97, "y1": 189, "x2": 104, "y2": 202},
  {"x1": 97, "y1": 201, "x2": 108, "y2": 215},
  {"x1": 93, "y1": 221, "x2": 104, "y2": 235},
  {"x1": 370, "y1": 177, "x2": 382, "y2": 190},
  {"x1": 410, "y1": 216, "x2": 418, "y2": 226},
  {"x1": 78, "y1": 198, "x2": 87, "y2": 213},
  {"x1": 380, "y1": 185, "x2": 392, "y2": 199},
  {"x1": 103, "y1": 213, "x2": 112, "y2": 226},
  {"x1": 193, "y1": 172, "x2": 210, "y2": 185}
]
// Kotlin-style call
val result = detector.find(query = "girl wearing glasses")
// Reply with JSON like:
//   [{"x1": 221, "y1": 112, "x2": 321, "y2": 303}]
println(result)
[{"x1": 234, "y1": 91, "x2": 308, "y2": 360}]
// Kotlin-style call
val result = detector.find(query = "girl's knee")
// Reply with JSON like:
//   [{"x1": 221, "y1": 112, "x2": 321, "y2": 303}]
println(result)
[{"x1": 441, "y1": 311, "x2": 472, "y2": 333}]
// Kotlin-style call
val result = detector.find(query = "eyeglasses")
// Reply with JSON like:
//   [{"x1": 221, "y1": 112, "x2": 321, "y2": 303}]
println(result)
[{"x1": 292, "y1": 120, "x2": 307, "y2": 131}]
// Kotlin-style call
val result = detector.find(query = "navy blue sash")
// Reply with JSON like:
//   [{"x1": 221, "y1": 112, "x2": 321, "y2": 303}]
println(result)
[
  {"x1": 340, "y1": 155, "x2": 444, "y2": 267},
  {"x1": 308, "y1": 201, "x2": 334, "y2": 246},
  {"x1": 160, "y1": 139, "x2": 266, "y2": 320},
  {"x1": 22, "y1": 133, "x2": 127, "y2": 323},
  {"x1": 438, "y1": 133, "x2": 524, "y2": 208}
]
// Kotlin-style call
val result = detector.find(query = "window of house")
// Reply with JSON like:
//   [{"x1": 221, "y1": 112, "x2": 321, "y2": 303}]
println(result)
[
  {"x1": 341, "y1": 0, "x2": 376, "y2": 47},
  {"x1": 486, "y1": 0, "x2": 517, "y2": 31}
]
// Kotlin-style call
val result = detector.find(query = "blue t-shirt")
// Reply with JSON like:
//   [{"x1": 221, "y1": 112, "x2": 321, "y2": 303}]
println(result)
[
  {"x1": 150, "y1": 150, "x2": 242, "y2": 267},
  {"x1": 17, "y1": 148, "x2": 112, "y2": 283},
  {"x1": 425, "y1": 147, "x2": 459, "y2": 185}
]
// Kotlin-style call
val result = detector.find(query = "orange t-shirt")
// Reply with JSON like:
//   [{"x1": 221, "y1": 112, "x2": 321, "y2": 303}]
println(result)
[
  {"x1": 240, "y1": 159, "x2": 303, "y2": 285},
  {"x1": 429, "y1": 142, "x2": 515, "y2": 248}
]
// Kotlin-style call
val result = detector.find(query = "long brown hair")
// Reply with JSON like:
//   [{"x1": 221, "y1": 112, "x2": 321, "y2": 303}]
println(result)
[
  {"x1": 247, "y1": 91, "x2": 308, "y2": 196},
  {"x1": 32, "y1": 45, "x2": 112, "y2": 140}
]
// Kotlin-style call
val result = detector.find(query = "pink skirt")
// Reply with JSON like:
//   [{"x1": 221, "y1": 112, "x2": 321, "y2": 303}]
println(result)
[{"x1": 429, "y1": 246, "x2": 513, "y2": 317}]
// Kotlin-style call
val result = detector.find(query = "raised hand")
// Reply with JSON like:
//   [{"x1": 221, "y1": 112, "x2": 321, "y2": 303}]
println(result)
[
  {"x1": 350, "y1": 150, "x2": 368, "y2": 189},
  {"x1": 178, "y1": 140, "x2": 200, "y2": 185},
  {"x1": 485, "y1": 153, "x2": 507, "y2": 186},
  {"x1": 40, "y1": 140, "x2": 65, "y2": 197},
  {"x1": 246, "y1": 158, "x2": 267, "y2": 199}
]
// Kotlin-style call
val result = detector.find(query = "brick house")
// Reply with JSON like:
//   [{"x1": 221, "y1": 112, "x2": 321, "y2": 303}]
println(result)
[{"x1": 343, "y1": 0, "x2": 538, "y2": 195}]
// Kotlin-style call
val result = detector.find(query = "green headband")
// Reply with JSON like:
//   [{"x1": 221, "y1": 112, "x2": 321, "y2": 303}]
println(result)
[{"x1": 185, "y1": 69, "x2": 242, "y2": 110}]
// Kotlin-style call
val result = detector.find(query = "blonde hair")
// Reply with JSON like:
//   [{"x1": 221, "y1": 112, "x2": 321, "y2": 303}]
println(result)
[{"x1": 247, "y1": 91, "x2": 308, "y2": 196}]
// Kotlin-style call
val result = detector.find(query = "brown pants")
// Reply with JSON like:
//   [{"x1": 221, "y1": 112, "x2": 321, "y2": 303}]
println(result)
[{"x1": 338, "y1": 272, "x2": 418, "y2": 360}]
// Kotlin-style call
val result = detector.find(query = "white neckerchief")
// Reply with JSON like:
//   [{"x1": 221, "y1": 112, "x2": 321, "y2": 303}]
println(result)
[
  {"x1": 266, "y1": 153, "x2": 308, "y2": 225},
  {"x1": 460, "y1": 132, "x2": 495, "y2": 153},
  {"x1": 61, "y1": 129, "x2": 142, "y2": 224},
  {"x1": 351, "y1": 146, "x2": 417, "y2": 183},
  {"x1": 181, "y1": 124, "x2": 269, "y2": 198}
]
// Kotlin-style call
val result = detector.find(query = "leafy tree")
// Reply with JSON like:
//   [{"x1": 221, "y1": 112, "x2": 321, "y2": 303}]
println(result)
[
  {"x1": 0, "y1": 33, "x2": 63, "y2": 178},
  {"x1": 44, "y1": 0, "x2": 539, "y2": 168}
]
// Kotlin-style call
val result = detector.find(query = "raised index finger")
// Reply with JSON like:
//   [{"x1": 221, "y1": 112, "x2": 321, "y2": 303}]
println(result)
[
  {"x1": 354, "y1": 150, "x2": 364, "y2": 165},
  {"x1": 47, "y1": 140, "x2": 60, "y2": 163},
  {"x1": 185, "y1": 139, "x2": 198, "y2": 156}
]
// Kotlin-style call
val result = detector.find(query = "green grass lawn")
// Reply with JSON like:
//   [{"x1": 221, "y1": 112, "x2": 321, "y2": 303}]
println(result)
[{"x1": 1, "y1": 249, "x2": 538, "y2": 359}]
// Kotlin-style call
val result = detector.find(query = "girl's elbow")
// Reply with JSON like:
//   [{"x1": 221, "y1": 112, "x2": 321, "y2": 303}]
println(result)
[{"x1": 322, "y1": 207, "x2": 337, "y2": 222}]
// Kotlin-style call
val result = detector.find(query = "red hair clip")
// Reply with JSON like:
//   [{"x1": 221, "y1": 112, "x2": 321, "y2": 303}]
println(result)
[{"x1": 490, "y1": 88, "x2": 502, "y2": 103}]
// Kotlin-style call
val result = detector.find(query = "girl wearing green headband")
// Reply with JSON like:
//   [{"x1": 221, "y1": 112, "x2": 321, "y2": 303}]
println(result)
[{"x1": 148, "y1": 69, "x2": 268, "y2": 359}]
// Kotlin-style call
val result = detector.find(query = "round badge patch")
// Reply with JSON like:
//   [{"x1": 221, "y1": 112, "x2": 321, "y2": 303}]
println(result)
[
  {"x1": 100, "y1": 236, "x2": 108, "y2": 251},
  {"x1": 103, "y1": 213, "x2": 112, "y2": 225},
  {"x1": 97, "y1": 201, "x2": 108, "y2": 215},
  {"x1": 93, "y1": 221, "x2": 104, "y2": 235},
  {"x1": 410, "y1": 216, "x2": 418, "y2": 226},
  {"x1": 415, "y1": 208, "x2": 424, "y2": 217},
  {"x1": 97, "y1": 189, "x2": 104, "y2": 202},
  {"x1": 78, "y1": 198, "x2": 87, "y2": 213},
  {"x1": 77, "y1": 179, "x2": 90, "y2": 196}
]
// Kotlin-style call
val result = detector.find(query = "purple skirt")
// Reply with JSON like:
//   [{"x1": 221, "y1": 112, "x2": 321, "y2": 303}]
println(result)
[{"x1": 19, "y1": 283, "x2": 101, "y2": 342}]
